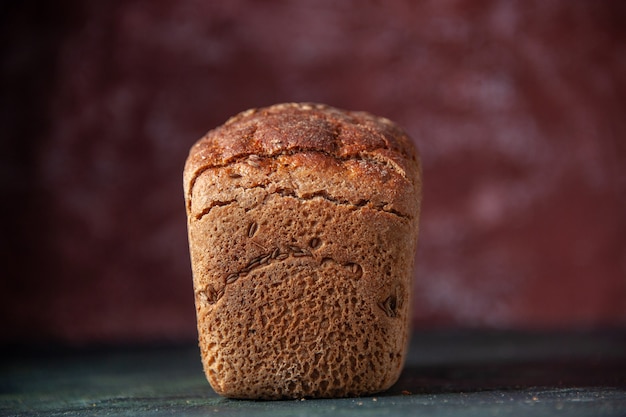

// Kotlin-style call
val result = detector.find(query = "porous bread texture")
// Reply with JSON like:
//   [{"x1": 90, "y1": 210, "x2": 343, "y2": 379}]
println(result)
[{"x1": 184, "y1": 103, "x2": 422, "y2": 399}]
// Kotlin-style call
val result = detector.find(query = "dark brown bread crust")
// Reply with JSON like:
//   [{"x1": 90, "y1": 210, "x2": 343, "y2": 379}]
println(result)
[
  {"x1": 184, "y1": 103, "x2": 421, "y2": 399},
  {"x1": 184, "y1": 103, "x2": 420, "y2": 214}
]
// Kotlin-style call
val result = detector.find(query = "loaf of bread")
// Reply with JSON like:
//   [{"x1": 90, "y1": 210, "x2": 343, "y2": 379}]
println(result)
[{"x1": 183, "y1": 103, "x2": 422, "y2": 399}]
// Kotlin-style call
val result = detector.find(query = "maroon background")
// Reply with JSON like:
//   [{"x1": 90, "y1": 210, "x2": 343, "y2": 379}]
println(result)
[{"x1": 2, "y1": 0, "x2": 626, "y2": 345}]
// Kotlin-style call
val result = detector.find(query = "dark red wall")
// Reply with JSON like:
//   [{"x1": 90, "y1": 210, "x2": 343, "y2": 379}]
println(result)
[{"x1": 3, "y1": 0, "x2": 626, "y2": 345}]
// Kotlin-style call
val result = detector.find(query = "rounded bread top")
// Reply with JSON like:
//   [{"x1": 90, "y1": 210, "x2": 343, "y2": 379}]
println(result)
[{"x1": 184, "y1": 102, "x2": 421, "y2": 199}]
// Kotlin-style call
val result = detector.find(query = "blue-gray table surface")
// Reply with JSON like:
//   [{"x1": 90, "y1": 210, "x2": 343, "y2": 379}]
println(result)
[{"x1": 2, "y1": 331, "x2": 625, "y2": 416}]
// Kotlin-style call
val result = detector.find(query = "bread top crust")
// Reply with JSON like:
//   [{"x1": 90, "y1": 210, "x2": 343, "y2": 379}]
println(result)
[{"x1": 184, "y1": 103, "x2": 421, "y2": 218}]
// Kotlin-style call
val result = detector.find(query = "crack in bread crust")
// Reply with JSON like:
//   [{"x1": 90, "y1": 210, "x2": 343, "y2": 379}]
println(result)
[
  {"x1": 196, "y1": 247, "x2": 364, "y2": 307},
  {"x1": 186, "y1": 148, "x2": 413, "y2": 213},
  {"x1": 193, "y1": 185, "x2": 411, "y2": 221}
]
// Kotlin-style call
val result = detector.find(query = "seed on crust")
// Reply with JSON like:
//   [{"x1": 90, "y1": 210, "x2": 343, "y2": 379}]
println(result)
[
  {"x1": 248, "y1": 222, "x2": 259, "y2": 238},
  {"x1": 309, "y1": 238, "x2": 321, "y2": 249},
  {"x1": 226, "y1": 273, "x2": 239, "y2": 284}
]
